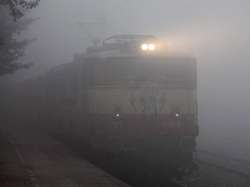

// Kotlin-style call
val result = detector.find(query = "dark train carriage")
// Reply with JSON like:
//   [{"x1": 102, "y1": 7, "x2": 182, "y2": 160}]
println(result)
[{"x1": 18, "y1": 35, "x2": 198, "y2": 185}]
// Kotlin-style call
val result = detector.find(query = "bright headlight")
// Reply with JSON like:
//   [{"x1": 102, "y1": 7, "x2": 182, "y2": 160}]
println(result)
[
  {"x1": 140, "y1": 43, "x2": 156, "y2": 51},
  {"x1": 141, "y1": 44, "x2": 148, "y2": 51},
  {"x1": 148, "y1": 44, "x2": 156, "y2": 51}
]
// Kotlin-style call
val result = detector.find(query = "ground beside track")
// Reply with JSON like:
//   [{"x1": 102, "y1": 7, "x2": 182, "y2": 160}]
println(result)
[
  {"x1": 1, "y1": 125, "x2": 250, "y2": 187},
  {"x1": 0, "y1": 126, "x2": 130, "y2": 187},
  {"x1": 182, "y1": 151, "x2": 250, "y2": 187},
  {"x1": 187, "y1": 161, "x2": 250, "y2": 187}
]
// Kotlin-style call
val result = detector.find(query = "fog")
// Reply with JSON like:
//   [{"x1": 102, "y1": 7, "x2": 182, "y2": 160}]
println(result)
[{"x1": 3, "y1": 0, "x2": 250, "y2": 161}]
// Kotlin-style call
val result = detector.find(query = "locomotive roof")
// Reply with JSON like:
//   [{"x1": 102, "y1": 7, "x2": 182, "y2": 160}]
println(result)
[{"x1": 103, "y1": 34, "x2": 156, "y2": 42}]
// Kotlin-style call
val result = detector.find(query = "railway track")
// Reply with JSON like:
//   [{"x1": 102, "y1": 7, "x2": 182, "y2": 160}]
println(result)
[
  {"x1": 196, "y1": 149, "x2": 250, "y2": 179},
  {"x1": 170, "y1": 150, "x2": 250, "y2": 187}
]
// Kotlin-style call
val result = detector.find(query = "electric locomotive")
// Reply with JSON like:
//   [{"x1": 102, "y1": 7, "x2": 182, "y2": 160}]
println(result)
[{"x1": 17, "y1": 35, "x2": 198, "y2": 185}]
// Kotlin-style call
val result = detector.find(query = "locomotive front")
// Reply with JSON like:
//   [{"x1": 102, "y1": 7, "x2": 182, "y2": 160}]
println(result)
[{"x1": 80, "y1": 35, "x2": 198, "y2": 182}]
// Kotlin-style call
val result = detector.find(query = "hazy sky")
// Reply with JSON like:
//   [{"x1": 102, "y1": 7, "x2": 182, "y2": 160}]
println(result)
[
  {"x1": 23, "y1": 0, "x2": 250, "y2": 66},
  {"x1": 13, "y1": 0, "x2": 250, "y2": 159}
]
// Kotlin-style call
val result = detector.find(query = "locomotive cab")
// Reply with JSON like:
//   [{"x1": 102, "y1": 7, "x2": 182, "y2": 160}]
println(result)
[
  {"x1": 79, "y1": 35, "x2": 198, "y2": 180},
  {"x1": 86, "y1": 34, "x2": 164, "y2": 57}
]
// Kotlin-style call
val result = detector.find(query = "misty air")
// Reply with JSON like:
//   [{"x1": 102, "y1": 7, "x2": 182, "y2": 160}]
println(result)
[{"x1": 0, "y1": 0, "x2": 250, "y2": 187}]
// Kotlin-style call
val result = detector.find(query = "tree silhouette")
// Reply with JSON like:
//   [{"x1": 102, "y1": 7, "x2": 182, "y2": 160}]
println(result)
[
  {"x1": 0, "y1": 0, "x2": 40, "y2": 76},
  {"x1": 0, "y1": 0, "x2": 40, "y2": 19}
]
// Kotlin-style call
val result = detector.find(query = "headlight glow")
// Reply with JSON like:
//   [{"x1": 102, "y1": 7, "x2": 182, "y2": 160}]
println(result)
[
  {"x1": 148, "y1": 44, "x2": 156, "y2": 51},
  {"x1": 141, "y1": 44, "x2": 148, "y2": 51},
  {"x1": 140, "y1": 43, "x2": 156, "y2": 51}
]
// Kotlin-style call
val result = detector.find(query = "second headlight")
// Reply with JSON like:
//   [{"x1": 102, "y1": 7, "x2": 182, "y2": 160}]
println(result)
[{"x1": 140, "y1": 43, "x2": 156, "y2": 51}]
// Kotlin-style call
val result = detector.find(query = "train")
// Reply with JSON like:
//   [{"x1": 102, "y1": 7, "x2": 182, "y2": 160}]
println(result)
[{"x1": 14, "y1": 35, "x2": 198, "y2": 185}]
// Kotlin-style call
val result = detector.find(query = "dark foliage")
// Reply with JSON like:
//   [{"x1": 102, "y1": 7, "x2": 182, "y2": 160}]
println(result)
[
  {"x1": 0, "y1": 0, "x2": 40, "y2": 20},
  {"x1": 0, "y1": 0, "x2": 40, "y2": 76}
]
